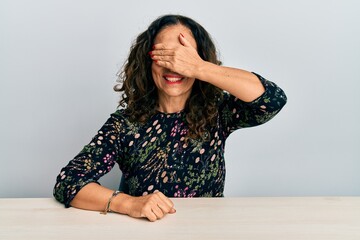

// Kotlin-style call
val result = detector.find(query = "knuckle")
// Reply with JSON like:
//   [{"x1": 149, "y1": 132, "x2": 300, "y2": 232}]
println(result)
[
  {"x1": 149, "y1": 193, "x2": 158, "y2": 199},
  {"x1": 143, "y1": 203, "x2": 152, "y2": 210}
]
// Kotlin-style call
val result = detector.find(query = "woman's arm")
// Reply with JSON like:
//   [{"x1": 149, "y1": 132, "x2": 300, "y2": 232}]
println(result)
[
  {"x1": 71, "y1": 183, "x2": 176, "y2": 222},
  {"x1": 197, "y1": 63, "x2": 265, "y2": 102},
  {"x1": 53, "y1": 111, "x2": 175, "y2": 221},
  {"x1": 151, "y1": 33, "x2": 265, "y2": 102},
  {"x1": 152, "y1": 34, "x2": 286, "y2": 135}
]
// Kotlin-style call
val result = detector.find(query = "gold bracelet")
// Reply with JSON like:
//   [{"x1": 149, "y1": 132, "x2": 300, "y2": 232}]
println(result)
[{"x1": 101, "y1": 190, "x2": 121, "y2": 215}]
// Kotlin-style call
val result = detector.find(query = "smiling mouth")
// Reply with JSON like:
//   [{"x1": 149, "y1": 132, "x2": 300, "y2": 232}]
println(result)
[{"x1": 163, "y1": 74, "x2": 184, "y2": 83}]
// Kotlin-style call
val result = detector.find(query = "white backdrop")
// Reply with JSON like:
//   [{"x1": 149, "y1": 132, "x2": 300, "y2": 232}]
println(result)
[{"x1": 1, "y1": 0, "x2": 359, "y2": 197}]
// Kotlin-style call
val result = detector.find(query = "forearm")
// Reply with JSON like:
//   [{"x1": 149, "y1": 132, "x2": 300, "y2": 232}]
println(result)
[
  {"x1": 70, "y1": 182, "x2": 130, "y2": 214},
  {"x1": 70, "y1": 183, "x2": 176, "y2": 221},
  {"x1": 197, "y1": 62, "x2": 265, "y2": 102}
]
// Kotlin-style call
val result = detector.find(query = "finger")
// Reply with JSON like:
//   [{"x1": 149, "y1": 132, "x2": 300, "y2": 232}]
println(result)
[
  {"x1": 143, "y1": 204, "x2": 159, "y2": 221},
  {"x1": 151, "y1": 54, "x2": 173, "y2": 62},
  {"x1": 153, "y1": 60, "x2": 172, "y2": 70},
  {"x1": 157, "y1": 192, "x2": 175, "y2": 209},
  {"x1": 151, "y1": 205, "x2": 164, "y2": 219},
  {"x1": 152, "y1": 43, "x2": 167, "y2": 50},
  {"x1": 146, "y1": 210, "x2": 158, "y2": 222},
  {"x1": 156, "y1": 198, "x2": 173, "y2": 214},
  {"x1": 150, "y1": 49, "x2": 174, "y2": 57},
  {"x1": 140, "y1": 205, "x2": 158, "y2": 222},
  {"x1": 179, "y1": 33, "x2": 192, "y2": 47},
  {"x1": 157, "y1": 202, "x2": 176, "y2": 215},
  {"x1": 156, "y1": 192, "x2": 176, "y2": 214}
]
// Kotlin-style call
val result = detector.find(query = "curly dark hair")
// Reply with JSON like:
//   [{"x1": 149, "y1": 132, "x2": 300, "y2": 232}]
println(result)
[{"x1": 114, "y1": 14, "x2": 223, "y2": 140}]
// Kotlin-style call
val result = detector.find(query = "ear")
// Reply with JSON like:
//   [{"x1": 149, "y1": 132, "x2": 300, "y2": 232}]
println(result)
[{"x1": 179, "y1": 33, "x2": 192, "y2": 47}]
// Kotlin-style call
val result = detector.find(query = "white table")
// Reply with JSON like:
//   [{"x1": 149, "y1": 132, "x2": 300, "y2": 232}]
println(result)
[{"x1": 0, "y1": 197, "x2": 359, "y2": 240}]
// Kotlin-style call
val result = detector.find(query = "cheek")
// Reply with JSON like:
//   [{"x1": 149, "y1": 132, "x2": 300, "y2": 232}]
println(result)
[
  {"x1": 188, "y1": 78, "x2": 196, "y2": 87},
  {"x1": 151, "y1": 64, "x2": 163, "y2": 87},
  {"x1": 151, "y1": 63, "x2": 162, "y2": 77}
]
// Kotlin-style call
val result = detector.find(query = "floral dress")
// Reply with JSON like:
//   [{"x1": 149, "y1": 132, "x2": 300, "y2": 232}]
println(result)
[{"x1": 54, "y1": 73, "x2": 287, "y2": 207}]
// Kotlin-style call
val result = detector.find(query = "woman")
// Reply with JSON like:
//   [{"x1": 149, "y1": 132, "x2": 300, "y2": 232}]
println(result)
[{"x1": 54, "y1": 14, "x2": 287, "y2": 222}]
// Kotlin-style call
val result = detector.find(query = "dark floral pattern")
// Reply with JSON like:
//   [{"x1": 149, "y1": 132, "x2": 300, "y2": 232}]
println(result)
[{"x1": 54, "y1": 73, "x2": 287, "y2": 207}]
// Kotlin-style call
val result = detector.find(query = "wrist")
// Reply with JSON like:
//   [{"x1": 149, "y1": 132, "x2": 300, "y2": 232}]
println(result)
[
  {"x1": 111, "y1": 192, "x2": 132, "y2": 215},
  {"x1": 195, "y1": 61, "x2": 214, "y2": 82}
]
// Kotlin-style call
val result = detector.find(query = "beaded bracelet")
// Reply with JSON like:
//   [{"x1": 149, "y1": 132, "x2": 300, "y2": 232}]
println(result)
[{"x1": 101, "y1": 190, "x2": 121, "y2": 215}]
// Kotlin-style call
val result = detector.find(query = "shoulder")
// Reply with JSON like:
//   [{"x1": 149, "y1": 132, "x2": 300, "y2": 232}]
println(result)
[
  {"x1": 110, "y1": 108, "x2": 145, "y2": 128},
  {"x1": 111, "y1": 108, "x2": 126, "y2": 118},
  {"x1": 107, "y1": 108, "x2": 132, "y2": 127}
]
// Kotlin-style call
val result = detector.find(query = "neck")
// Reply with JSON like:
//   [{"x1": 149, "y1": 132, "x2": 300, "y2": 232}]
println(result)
[{"x1": 157, "y1": 95, "x2": 188, "y2": 114}]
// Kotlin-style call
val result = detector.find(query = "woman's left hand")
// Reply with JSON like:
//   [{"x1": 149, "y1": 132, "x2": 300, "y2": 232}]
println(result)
[{"x1": 150, "y1": 34, "x2": 205, "y2": 78}]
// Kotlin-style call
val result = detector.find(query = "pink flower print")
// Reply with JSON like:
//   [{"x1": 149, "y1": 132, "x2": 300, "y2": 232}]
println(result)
[
  {"x1": 173, "y1": 185, "x2": 196, "y2": 197},
  {"x1": 103, "y1": 153, "x2": 114, "y2": 164},
  {"x1": 60, "y1": 171, "x2": 65, "y2": 176},
  {"x1": 180, "y1": 127, "x2": 188, "y2": 136},
  {"x1": 170, "y1": 125, "x2": 178, "y2": 137},
  {"x1": 170, "y1": 120, "x2": 186, "y2": 137}
]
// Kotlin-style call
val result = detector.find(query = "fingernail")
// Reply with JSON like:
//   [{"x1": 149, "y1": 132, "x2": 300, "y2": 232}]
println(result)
[
  {"x1": 148, "y1": 51, "x2": 152, "y2": 55},
  {"x1": 152, "y1": 45, "x2": 155, "y2": 49},
  {"x1": 154, "y1": 60, "x2": 158, "y2": 63},
  {"x1": 180, "y1": 33, "x2": 184, "y2": 38}
]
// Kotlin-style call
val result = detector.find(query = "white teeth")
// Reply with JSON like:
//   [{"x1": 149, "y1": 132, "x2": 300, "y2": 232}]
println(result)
[{"x1": 164, "y1": 77, "x2": 182, "y2": 82}]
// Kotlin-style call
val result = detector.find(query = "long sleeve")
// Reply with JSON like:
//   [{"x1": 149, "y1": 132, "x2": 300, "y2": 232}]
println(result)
[
  {"x1": 219, "y1": 72, "x2": 287, "y2": 137},
  {"x1": 53, "y1": 112, "x2": 122, "y2": 207}
]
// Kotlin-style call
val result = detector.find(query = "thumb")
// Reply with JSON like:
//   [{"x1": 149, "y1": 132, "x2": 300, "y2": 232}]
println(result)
[{"x1": 179, "y1": 33, "x2": 191, "y2": 47}]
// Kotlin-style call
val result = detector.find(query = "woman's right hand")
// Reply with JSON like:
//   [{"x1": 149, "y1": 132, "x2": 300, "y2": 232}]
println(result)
[{"x1": 117, "y1": 191, "x2": 176, "y2": 222}]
